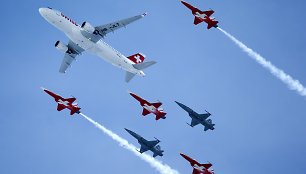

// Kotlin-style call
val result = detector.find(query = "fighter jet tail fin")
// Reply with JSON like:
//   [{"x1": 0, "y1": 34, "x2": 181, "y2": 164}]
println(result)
[{"x1": 132, "y1": 61, "x2": 156, "y2": 70}]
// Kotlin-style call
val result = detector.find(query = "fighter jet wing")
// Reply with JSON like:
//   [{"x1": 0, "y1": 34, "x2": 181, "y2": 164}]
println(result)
[
  {"x1": 190, "y1": 118, "x2": 200, "y2": 127},
  {"x1": 202, "y1": 163, "x2": 212, "y2": 169},
  {"x1": 59, "y1": 41, "x2": 84, "y2": 73},
  {"x1": 63, "y1": 97, "x2": 76, "y2": 103},
  {"x1": 147, "y1": 140, "x2": 160, "y2": 147},
  {"x1": 139, "y1": 145, "x2": 149, "y2": 153},
  {"x1": 57, "y1": 104, "x2": 65, "y2": 111},
  {"x1": 194, "y1": 17, "x2": 203, "y2": 25},
  {"x1": 151, "y1": 102, "x2": 162, "y2": 108},
  {"x1": 142, "y1": 109, "x2": 151, "y2": 116},
  {"x1": 202, "y1": 10, "x2": 214, "y2": 17},
  {"x1": 199, "y1": 113, "x2": 210, "y2": 120},
  {"x1": 94, "y1": 13, "x2": 147, "y2": 37}
]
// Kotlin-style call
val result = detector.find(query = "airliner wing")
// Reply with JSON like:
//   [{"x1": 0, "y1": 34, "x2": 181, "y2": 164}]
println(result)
[
  {"x1": 95, "y1": 13, "x2": 147, "y2": 36},
  {"x1": 59, "y1": 40, "x2": 84, "y2": 73}
]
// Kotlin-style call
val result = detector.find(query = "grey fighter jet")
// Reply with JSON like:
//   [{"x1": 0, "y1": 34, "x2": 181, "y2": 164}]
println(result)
[
  {"x1": 124, "y1": 128, "x2": 164, "y2": 157},
  {"x1": 175, "y1": 101, "x2": 215, "y2": 131}
]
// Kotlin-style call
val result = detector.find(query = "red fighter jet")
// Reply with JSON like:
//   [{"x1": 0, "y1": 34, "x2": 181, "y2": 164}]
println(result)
[
  {"x1": 129, "y1": 91, "x2": 166, "y2": 120},
  {"x1": 42, "y1": 87, "x2": 81, "y2": 115},
  {"x1": 180, "y1": 153, "x2": 214, "y2": 174},
  {"x1": 180, "y1": 0, "x2": 219, "y2": 29}
]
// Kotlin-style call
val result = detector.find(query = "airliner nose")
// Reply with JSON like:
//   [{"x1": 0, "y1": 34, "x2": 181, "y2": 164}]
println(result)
[{"x1": 38, "y1": 8, "x2": 45, "y2": 15}]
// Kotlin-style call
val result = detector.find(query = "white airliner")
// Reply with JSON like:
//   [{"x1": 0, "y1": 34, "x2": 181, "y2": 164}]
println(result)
[{"x1": 39, "y1": 7, "x2": 156, "y2": 82}]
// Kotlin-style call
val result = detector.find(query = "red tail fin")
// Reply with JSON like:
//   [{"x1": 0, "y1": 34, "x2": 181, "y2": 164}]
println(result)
[{"x1": 127, "y1": 53, "x2": 145, "y2": 64}]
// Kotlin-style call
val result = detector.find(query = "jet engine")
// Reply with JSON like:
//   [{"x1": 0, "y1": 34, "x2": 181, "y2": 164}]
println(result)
[
  {"x1": 81, "y1": 21, "x2": 95, "y2": 34},
  {"x1": 55, "y1": 41, "x2": 68, "y2": 53}
]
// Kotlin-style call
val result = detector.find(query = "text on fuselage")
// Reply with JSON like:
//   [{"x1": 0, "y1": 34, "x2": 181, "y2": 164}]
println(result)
[{"x1": 61, "y1": 13, "x2": 79, "y2": 26}]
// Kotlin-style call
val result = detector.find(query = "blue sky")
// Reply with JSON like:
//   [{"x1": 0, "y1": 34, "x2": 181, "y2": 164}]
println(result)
[{"x1": 1, "y1": 0, "x2": 306, "y2": 173}]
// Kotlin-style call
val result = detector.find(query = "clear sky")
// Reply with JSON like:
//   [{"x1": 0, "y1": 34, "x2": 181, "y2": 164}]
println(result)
[{"x1": 1, "y1": 0, "x2": 306, "y2": 174}]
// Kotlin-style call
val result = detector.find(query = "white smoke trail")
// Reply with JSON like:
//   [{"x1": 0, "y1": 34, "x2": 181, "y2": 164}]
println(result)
[
  {"x1": 79, "y1": 113, "x2": 180, "y2": 174},
  {"x1": 217, "y1": 27, "x2": 306, "y2": 97}
]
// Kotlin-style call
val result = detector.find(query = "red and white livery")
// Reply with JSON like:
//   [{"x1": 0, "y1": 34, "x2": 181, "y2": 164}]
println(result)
[
  {"x1": 180, "y1": 153, "x2": 214, "y2": 174},
  {"x1": 180, "y1": 0, "x2": 219, "y2": 29},
  {"x1": 42, "y1": 87, "x2": 81, "y2": 115},
  {"x1": 129, "y1": 92, "x2": 167, "y2": 120}
]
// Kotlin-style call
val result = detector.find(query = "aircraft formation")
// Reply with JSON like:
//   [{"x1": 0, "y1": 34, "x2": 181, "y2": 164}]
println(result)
[{"x1": 40, "y1": 1, "x2": 222, "y2": 173}]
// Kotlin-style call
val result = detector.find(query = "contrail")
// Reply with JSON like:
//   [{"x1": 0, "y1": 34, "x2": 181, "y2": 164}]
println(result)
[
  {"x1": 79, "y1": 113, "x2": 180, "y2": 174},
  {"x1": 217, "y1": 27, "x2": 306, "y2": 97}
]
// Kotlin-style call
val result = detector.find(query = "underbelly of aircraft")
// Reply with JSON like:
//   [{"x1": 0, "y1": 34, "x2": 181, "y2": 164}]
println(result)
[{"x1": 68, "y1": 31, "x2": 139, "y2": 74}]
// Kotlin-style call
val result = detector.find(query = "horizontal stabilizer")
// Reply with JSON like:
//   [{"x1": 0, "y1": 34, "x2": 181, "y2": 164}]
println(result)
[
  {"x1": 125, "y1": 71, "x2": 136, "y2": 83},
  {"x1": 156, "y1": 112, "x2": 167, "y2": 120},
  {"x1": 204, "y1": 126, "x2": 210, "y2": 131},
  {"x1": 70, "y1": 108, "x2": 80, "y2": 115},
  {"x1": 132, "y1": 61, "x2": 156, "y2": 70},
  {"x1": 205, "y1": 18, "x2": 219, "y2": 29}
]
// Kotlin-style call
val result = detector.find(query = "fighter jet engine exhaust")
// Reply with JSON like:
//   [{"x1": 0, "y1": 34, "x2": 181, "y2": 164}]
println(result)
[
  {"x1": 217, "y1": 27, "x2": 306, "y2": 98},
  {"x1": 79, "y1": 113, "x2": 180, "y2": 174}
]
